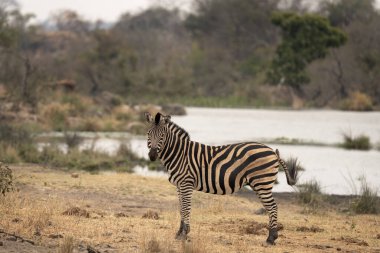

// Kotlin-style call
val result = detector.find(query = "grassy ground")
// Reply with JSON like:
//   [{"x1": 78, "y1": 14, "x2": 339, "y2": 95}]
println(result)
[{"x1": 0, "y1": 165, "x2": 379, "y2": 253}]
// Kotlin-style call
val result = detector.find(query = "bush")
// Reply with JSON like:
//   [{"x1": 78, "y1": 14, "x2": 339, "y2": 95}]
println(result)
[
  {"x1": 340, "y1": 91, "x2": 373, "y2": 111},
  {"x1": 0, "y1": 163, "x2": 14, "y2": 196},
  {"x1": 78, "y1": 118, "x2": 101, "y2": 132},
  {"x1": 341, "y1": 132, "x2": 371, "y2": 150},
  {"x1": 352, "y1": 177, "x2": 379, "y2": 214},
  {"x1": 0, "y1": 144, "x2": 21, "y2": 163},
  {"x1": 0, "y1": 124, "x2": 37, "y2": 163},
  {"x1": 61, "y1": 94, "x2": 87, "y2": 116},
  {"x1": 18, "y1": 144, "x2": 40, "y2": 163},
  {"x1": 63, "y1": 132, "x2": 83, "y2": 149},
  {"x1": 0, "y1": 124, "x2": 33, "y2": 146},
  {"x1": 297, "y1": 179, "x2": 323, "y2": 208},
  {"x1": 41, "y1": 103, "x2": 69, "y2": 131},
  {"x1": 38, "y1": 144, "x2": 139, "y2": 172}
]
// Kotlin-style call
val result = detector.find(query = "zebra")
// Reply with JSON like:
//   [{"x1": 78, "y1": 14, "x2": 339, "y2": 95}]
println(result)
[{"x1": 144, "y1": 112, "x2": 298, "y2": 245}]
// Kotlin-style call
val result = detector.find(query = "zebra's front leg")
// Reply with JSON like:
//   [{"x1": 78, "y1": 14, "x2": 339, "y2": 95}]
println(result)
[{"x1": 175, "y1": 185, "x2": 193, "y2": 240}]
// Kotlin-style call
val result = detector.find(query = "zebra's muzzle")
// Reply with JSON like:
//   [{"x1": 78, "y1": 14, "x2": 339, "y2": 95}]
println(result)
[{"x1": 149, "y1": 148, "x2": 158, "y2": 161}]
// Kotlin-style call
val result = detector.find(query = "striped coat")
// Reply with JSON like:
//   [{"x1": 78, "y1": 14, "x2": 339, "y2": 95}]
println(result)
[{"x1": 145, "y1": 112, "x2": 297, "y2": 245}]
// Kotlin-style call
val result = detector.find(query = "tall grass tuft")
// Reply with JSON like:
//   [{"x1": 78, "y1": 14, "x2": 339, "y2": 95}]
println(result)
[
  {"x1": 352, "y1": 177, "x2": 379, "y2": 214},
  {"x1": 58, "y1": 236, "x2": 75, "y2": 253},
  {"x1": 297, "y1": 179, "x2": 322, "y2": 208},
  {"x1": 341, "y1": 132, "x2": 371, "y2": 150}
]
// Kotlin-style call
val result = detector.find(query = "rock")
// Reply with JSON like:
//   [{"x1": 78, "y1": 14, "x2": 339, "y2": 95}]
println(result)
[
  {"x1": 162, "y1": 104, "x2": 186, "y2": 116},
  {"x1": 254, "y1": 207, "x2": 266, "y2": 215},
  {"x1": 6, "y1": 236, "x2": 17, "y2": 241},
  {"x1": 0, "y1": 241, "x2": 3, "y2": 246}
]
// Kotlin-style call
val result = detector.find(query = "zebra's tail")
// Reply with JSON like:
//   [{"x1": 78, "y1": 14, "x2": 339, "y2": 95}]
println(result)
[{"x1": 275, "y1": 149, "x2": 298, "y2": 186}]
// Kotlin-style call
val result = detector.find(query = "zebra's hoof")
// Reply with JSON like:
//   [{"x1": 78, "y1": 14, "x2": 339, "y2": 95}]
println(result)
[{"x1": 266, "y1": 228, "x2": 278, "y2": 245}]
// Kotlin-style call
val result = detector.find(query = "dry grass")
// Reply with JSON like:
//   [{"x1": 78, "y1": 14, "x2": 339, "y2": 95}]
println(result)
[
  {"x1": 0, "y1": 165, "x2": 379, "y2": 252},
  {"x1": 57, "y1": 236, "x2": 75, "y2": 253}
]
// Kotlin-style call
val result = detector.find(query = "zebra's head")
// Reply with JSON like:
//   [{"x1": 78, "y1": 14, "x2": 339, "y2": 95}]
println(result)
[{"x1": 145, "y1": 112, "x2": 171, "y2": 161}]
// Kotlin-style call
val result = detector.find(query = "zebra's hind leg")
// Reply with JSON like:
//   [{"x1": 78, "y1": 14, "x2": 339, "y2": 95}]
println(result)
[{"x1": 251, "y1": 184, "x2": 278, "y2": 245}]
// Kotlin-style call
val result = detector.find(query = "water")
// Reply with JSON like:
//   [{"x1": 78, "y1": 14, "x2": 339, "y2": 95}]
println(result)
[
  {"x1": 167, "y1": 107, "x2": 380, "y2": 195},
  {"x1": 172, "y1": 107, "x2": 380, "y2": 145},
  {"x1": 40, "y1": 107, "x2": 380, "y2": 195}
]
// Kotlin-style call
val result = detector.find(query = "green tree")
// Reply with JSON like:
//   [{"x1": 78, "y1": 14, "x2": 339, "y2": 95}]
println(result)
[{"x1": 267, "y1": 12, "x2": 347, "y2": 92}]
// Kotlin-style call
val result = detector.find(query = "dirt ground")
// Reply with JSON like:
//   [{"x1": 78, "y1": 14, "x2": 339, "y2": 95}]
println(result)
[{"x1": 0, "y1": 165, "x2": 379, "y2": 253}]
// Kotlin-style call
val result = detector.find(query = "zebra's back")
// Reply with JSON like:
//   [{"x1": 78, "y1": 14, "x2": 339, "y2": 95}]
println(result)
[{"x1": 190, "y1": 142, "x2": 279, "y2": 195}]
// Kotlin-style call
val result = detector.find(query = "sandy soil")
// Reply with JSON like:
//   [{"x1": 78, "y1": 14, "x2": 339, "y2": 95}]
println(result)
[{"x1": 0, "y1": 165, "x2": 379, "y2": 253}]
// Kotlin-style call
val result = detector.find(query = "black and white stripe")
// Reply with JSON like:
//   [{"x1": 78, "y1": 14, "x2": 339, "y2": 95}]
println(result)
[{"x1": 145, "y1": 112, "x2": 297, "y2": 244}]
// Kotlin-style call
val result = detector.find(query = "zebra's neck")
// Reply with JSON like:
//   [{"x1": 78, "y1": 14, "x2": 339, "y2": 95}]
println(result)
[{"x1": 159, "y1": 122, "x2": 190, "y2": 171}]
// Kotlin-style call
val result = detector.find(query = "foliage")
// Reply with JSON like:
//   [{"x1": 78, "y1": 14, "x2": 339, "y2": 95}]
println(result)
[
  {"x1": 341, "y1": 132, "x2": 371, "y2": 150},
  {"x1": 351, "y1": 177, "x2": 379, "y2": 214},
  {"x1": 0, "y1": 0, "x2": 380, "y2": 108},
  {"x1": 267, "y1": 12, "x2": 347, "y2": 90}
]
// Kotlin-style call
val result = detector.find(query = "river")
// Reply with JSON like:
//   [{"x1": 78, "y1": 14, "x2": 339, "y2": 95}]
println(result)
[{"x1": 40, "y1": 107, "x2": 380, "y2": 196}]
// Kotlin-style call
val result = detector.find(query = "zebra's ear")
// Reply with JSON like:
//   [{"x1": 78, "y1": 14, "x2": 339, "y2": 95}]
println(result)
[
  {"x1": 144, "y1": 112, "x2": 153, "y2": 123},
  {"x1": 162, "y1": 115, "x2": 171, "y2": 124}
]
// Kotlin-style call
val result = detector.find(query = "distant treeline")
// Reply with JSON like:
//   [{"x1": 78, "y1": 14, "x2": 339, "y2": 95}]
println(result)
[{"x1": 0, "y1": 0, "x2": 379, "y2": 109}]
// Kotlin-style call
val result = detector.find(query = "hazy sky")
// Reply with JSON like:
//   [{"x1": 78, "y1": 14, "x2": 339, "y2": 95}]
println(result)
[
  {"x1": 16, "y1": 0, "x2": 380, "y2": 23},
  {"x1": 17, "y1": 0, "x2": 193, "y2": 22}
]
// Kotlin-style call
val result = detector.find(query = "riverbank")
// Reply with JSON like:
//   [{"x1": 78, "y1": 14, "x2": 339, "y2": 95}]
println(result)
[{"x1": 0, "y1": 165, "x2": 379, "y2": 253}]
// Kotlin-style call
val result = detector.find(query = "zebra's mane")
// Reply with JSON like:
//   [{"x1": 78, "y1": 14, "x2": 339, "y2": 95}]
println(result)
[{"x1": 169, "y1": 121, "x2": 190, "y2": 140}]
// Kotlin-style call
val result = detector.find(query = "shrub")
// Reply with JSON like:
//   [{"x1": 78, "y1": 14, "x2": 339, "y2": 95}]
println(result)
[
  {"x1": 352, "y1": 177, "x2": 379, "y2": 214},
  {"x1": 63, "y1": 132, "x2": 83, "y2": 149},
  {"x1": 41, "y1": 103, "x2": 69, "y2": 131},
  {"x1": 341, "y1": 91, "x2": 373, "y2": 111},
  {"x1": 38, "y1": 145, "x2": 138, "y2": 172},
  {"x1": 0, "y1": 124, "x2": 36, "y2": 163},
  {"x1": 0, "y1": 144, "x2": 21, "y2": 163},
  {"x1": 113, "y1": 105, "x2": 134, "y2": 121},
  {"x1": 61, "y1": 94, "x2": 87, "y2": 116},
  {"x1": 0, "y1": 124, "x2": 33, "y2": 146},
  {"x1": 0, "y1": 163, "x2": 14, "y2": 196},
  {"x1": 297, "y1": 179, "x2": 323, "y2": 208},
  {"x1": 18, "y1": 144, "x2": 40, "y2": 163},
  {"x1": 341, "y1": 132, "x2": 371, "y2": 150},
  {"x1": 78, "y1": 118, "x2": 101, "y2": 132}
]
